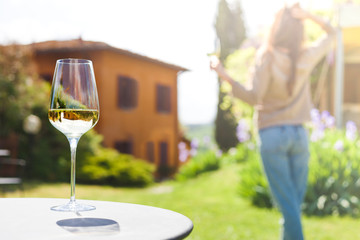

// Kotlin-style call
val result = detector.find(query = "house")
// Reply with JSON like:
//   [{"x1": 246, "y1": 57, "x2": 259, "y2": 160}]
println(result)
[{"x1": 29, "y1": 39, "x2": 187, "y2": 173}]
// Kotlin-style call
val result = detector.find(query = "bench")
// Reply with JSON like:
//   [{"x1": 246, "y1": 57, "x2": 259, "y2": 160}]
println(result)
[{"x1": 0, "y1": 158, "x2": 26, "y2": 195}]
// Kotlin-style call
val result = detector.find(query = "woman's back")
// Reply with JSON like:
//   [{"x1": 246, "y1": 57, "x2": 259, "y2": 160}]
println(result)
[{"x1": 255, "y1": 33, "x2": 335, "y2": 129}]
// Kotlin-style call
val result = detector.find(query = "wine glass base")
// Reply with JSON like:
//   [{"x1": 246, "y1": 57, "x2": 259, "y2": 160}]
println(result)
[{"x1": 51, "y1": 201, "x2": 96, "y2": 212}]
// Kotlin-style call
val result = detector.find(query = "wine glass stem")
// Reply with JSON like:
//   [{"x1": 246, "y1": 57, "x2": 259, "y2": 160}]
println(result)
[{"x1": 68, "y1": 137, "x2": 80, "y2": 204}]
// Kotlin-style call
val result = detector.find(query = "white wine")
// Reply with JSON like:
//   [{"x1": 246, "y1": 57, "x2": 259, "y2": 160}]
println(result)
[
  {"x1": 48, "y1": 59, "x2": 99, "y2": 212},
  {"x1": 48, "y1": 109, "x2": 99, "y2": 137}
]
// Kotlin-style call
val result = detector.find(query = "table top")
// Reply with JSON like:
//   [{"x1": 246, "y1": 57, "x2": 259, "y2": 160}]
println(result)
[{"x1": 0, "y1": 198, "x2": 193, "y2": 240}]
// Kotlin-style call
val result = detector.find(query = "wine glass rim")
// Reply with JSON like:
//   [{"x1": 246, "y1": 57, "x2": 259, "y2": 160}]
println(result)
[{"x1": 57, "y1": 58, "x2": 92, "y2": 64}]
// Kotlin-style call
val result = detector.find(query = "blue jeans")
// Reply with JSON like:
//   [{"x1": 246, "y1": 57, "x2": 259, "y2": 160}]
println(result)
[{"x1": 259, "y1": 125, "x2": 309, "y2": 240}]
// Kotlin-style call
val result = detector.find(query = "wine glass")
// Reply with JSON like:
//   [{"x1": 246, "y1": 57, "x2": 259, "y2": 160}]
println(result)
[{"x1": 48, "y1": 59, "x2": 99, "y2": 212}]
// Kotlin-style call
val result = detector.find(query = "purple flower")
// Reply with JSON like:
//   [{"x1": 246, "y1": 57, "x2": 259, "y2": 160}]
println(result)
[
  {"x1": 190, "y1": 138, "x2": 199, "y2": 150},
  {"x1": 178, "y1": 141, "x2": 189, "y2": 162},
  {"x1": 346, "y1": 121, "x2": 357, "y2": 131},
  {"x1": 178, "y1": 142, "x2": 187, "y2": 150},
  {"x1": 311, "y1": 129, "x2": 324, "y2": 142},
  {"x1": 311, "y1": 109, "x2": 321, "y2": 123},
  {"x1": 334, "y1": 140, "x2": 344, "y2": 152},
  {"x1": 189, "y1": 148, "x2": 197, "y2": 157},
  {"x1": 346, "y1": 121, "x2": 357, "y2": 141},
  {"x1": 310, "y1": 109, "x2": 336, "y2": 141},
  {"x1": 236, "y1": 119, "x2": 250, "y2": 143},
  {"x1": 321, "y1": 111, "x2": 335, "y2": 128},
  {"x1": 203, "y1": 136, "x2": 211, "y2": 145},
  {"x1": 321, "y1": 110, "x2": 330, "y2": 119},
  {"x1": 179, "y1": 150, "x2": 189, "y2": 162},
  {"x1": 325, "y1": 115, "x2": 335, "y2": 128}
]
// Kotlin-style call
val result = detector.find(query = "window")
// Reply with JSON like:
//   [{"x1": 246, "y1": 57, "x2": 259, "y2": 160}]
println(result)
[
  {"x1": 146, "y1": 142, "x2": 155, "y2": 163},
  {"x1": 159, "y1": 141, "x2": 168, "y2": 166},
  {"x1": 114, "y1": 140, "x2": 133, "y2": 154},
  {"x1": 156, "y1": 84, "x2": 171, "y2": 113},
  {"x1": 117, "y1": 76, "x2": 138, "y2": 109}
]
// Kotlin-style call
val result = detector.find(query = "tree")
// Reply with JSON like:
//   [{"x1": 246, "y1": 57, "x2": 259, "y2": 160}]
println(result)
[
  {"x1": 214, "y1": 0, "x2": 246, "y2": 151},
  {"x1": 0, "y1": 45, "x2": 32, "y2": 138}
]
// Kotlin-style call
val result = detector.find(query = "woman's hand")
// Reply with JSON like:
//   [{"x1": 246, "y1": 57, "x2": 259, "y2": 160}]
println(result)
[
  {"x1": 209, "y1": 55, "x2": 234, "y2": 85},
  {"x1": 210, "y1": 56, "x2": 225, "y2": 75}
]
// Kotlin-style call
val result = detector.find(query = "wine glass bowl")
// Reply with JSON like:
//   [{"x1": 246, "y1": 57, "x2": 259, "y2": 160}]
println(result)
[{"x1": 48, "y1": 59, "x2": 99, "y2": 212}]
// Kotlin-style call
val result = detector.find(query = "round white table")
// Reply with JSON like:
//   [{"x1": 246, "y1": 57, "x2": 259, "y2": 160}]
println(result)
[{"x1": 0, "y1": 198, "x2": 193, "y2": 240}]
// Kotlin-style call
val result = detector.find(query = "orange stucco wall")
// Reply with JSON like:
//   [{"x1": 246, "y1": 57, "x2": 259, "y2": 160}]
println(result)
[{"x1": 32, "y1": 49, "x2": 180, "y2": 168}]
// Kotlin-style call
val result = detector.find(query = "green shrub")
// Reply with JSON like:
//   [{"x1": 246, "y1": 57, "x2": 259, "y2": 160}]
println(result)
[
  {"x1": 222, "y1": 141, "x2": 257, "y2": 165},
  {"x1": 19, "y1": 104, "x2": 105, "y2": 182},
  {"x1": 238, "y1": 123, "x2": 360, "y2": 217},
  {"x1": 303, "y1": 129, "x2": 360, "y2": 217},
  {"x1": 237, "y1": 149, "x2": 273, "y2": 208},
  {"x1": 156, "y1": 165, "x2": 178, "y2": 180},
  {"x1": 78, "y1": 148, "x2": 155, "y2": 187},
  {"x1": 176, "y1": 151, "x2": 220, "y2": 181}
]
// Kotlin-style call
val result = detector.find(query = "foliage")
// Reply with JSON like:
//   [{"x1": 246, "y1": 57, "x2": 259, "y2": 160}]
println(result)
[
  {"x1": 176, "y1": 150, "x2": 220, "y2": 181},
  {"x1": 0, "y1": 45, "x2": 46, "y2": 137},
  {"x1": 222, "y1": 140, "x2": 257, "y2": 165},
  {"x1": 178, "y1": 107, "x2": 255, "y2": 181},
  {"x1": 156, "y1": 164, "x2": 178, "y2": 180},
  {"x1": 304, "y1": 128, "x2": 360, "y2": 217},
  {"x1": 225, "y1": 47, "x2": 256, "y2": 85},
  {"x1": 214, "y1": 0, "x2": 246, "y2": 152},
  {"x1": 223, "y1": 46, "x2": 256, "y2": 129},
  {"x1": 0, "y1": 45, "x2": 69, "y2": 180},
  {"x1": 78, "y1": 148, "x2": 155, "y2": 187},
  {"x1": 19, "y1": 105, "x2": 69, "y2": 181},
  {"x1": 214, "y1": 105, "x2": 238, "y2": 152},
  {"x1": 215, "y1": 0, "x2": 246, "y2": 61},
  {"x1": 183, "y1": 123, "x2": 215, "y2": 146},
  {"x1": 238, "y1": 154, "x2": 272, "y2": 208},
  {"x1": 214, "y1": 47, "x2": 257, "y2": 152},
  {"x1": 0, "y1": 45, "x2": 99, "y2": 181},
  {"x1": 238, "y1": 109, "x2": 360, "y2": 217},
  {"x1": 19, "y1": 105, "x2": 106, "y2": 181},
  {"x1": 225, "y1": 137, "x2": 272, "y2": 209}
]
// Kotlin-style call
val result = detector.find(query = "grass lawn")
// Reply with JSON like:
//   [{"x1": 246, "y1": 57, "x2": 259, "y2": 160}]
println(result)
[{"x1": 4, "y1": 164, "x2": 360, "y2": 239}]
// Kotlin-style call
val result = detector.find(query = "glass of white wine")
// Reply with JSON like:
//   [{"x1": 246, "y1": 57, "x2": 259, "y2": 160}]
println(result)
[{"x1": 48, "y1": 59, "x2": 99, "y2": 212}]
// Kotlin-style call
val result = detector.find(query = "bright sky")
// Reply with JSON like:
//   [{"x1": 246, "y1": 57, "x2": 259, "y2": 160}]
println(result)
[{"x1": 0, "y1": 0, "x2": 333, "y2": 124}]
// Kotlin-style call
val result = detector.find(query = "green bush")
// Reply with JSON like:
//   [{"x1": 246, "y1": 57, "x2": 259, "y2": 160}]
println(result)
[
  {"x1": 18, "y1": 104, "x2": 105, "y2": 182},
  {"x1": 78, "y1": 148, "x2": 155, "y2": 187},
  {"x1": 222, "y1": 141, "x2": 257, "y2": 165},
  {"x1": 304, "y1": 129, "x2": 360, "y2": 217},
  {"x1": 176, "y1": 151, "x2": 220, "y2": 181},
  {"x1": 237, "y1": 148, "x2": 273, "y2": 208},
  {"x1": 238, "y1": 123, "x2": 360, "y2": 217}
]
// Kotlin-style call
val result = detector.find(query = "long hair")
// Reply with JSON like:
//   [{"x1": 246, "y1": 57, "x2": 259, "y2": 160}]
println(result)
[{"x1": 265, "y1": 5, "x2": 304, "y2": 95}]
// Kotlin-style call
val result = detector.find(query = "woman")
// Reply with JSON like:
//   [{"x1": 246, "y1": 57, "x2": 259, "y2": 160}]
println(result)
[{"x1": 210, "y1": 4, "x2": 335, "y2": 240}]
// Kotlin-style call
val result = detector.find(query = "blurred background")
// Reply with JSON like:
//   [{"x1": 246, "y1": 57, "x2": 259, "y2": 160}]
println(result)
[{"x1": 1, "y1": 0, "x2": 360, "y2": 239}]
